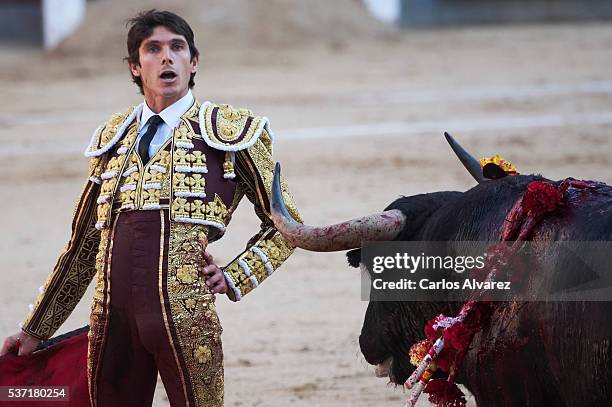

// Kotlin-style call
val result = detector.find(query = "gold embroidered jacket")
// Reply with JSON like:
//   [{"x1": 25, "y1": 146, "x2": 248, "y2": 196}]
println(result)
[{"x1": 21, "y1": 101, "x2": 301, "y2": 340}]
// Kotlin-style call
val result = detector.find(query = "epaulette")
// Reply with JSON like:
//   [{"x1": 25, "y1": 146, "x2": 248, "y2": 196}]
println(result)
[
  {"x1": 84, "y1": 104, "x2": 143, "y2": 158},
  {"x1": 198, "y1": 102, "x2": 273, "y2": 152}
]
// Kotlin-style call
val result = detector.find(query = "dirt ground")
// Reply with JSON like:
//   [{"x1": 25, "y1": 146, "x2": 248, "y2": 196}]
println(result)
[{"x1": 0, "y1": 1, "x2": 611, "y2": 406}]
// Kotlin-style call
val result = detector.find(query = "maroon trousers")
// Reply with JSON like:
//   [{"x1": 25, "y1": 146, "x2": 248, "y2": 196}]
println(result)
[{"x1": 92, "y1": 211, "x2": 194, "y2": 406}]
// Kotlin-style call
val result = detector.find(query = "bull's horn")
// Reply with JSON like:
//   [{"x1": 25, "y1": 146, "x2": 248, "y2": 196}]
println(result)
[
  {"x1": 270, "y1": 163, "x2": 406, "y2": 251},
  {"x1": 444, "y1": 132, "x2": 486, "y2": 183}
]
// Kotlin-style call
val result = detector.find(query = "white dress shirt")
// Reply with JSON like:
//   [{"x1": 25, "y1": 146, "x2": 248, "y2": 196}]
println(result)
[{"x1": 137, "y1": 90, "x2": 195, "y2": 159}]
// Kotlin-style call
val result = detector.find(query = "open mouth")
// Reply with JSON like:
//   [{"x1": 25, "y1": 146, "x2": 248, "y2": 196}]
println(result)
[
  {"x1": 375, "y1": 356, "x2": 393, "y2": 378},
  {"x1": 159, "y1": 71, "x2": 177, "y2": 81}
]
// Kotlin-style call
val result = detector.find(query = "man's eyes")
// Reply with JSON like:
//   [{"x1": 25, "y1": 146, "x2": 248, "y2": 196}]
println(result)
[{"x1": 146, "y1": 44, "x2": 184, "y2": 52}]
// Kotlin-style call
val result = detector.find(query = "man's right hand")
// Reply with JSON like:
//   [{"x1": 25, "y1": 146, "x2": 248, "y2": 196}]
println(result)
[{"x1": 0, "y1": 331, "x2": 41, "y2": 357}]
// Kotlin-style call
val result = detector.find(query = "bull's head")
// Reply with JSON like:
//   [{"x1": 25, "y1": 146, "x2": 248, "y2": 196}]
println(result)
[
  {"x1": 270, "y1": 133, "x2": 487, "y2": 384},
  {"x1": 271, "y1": 133, "x2": 612, "y2": 406}
]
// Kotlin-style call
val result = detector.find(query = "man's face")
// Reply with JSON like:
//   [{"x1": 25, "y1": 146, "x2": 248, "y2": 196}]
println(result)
[{"x1": 129, "y1": 25, "x2": 198, "y2": 104}]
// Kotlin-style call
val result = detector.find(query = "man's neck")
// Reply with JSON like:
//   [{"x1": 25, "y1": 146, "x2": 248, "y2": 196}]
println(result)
[{"x1": 144, "y1": 89, "x2": 189, "y2": 113}]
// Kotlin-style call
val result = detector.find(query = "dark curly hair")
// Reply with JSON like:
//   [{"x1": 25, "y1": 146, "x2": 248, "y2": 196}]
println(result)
[{"x1": 125, "y1": 10, "x2": 199, "y2": 94}]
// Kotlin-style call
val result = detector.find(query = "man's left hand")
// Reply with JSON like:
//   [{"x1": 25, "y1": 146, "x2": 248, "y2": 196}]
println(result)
[{"x1": 201, "y1": 251, "x2": 228, "y2": 295}]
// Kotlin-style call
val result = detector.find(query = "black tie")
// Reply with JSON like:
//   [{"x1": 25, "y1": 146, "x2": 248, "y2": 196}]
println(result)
[{"x1": 138, "y1": 115, "x2": 164, "y2": 163}]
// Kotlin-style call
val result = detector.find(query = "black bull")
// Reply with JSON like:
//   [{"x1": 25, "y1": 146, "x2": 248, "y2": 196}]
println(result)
[
  {"x1": 355, "y1": 177, "x2": 612, "y2": 406},
  {"x1": 269, "y1": 143, "x2": 612, "y2": 406}
]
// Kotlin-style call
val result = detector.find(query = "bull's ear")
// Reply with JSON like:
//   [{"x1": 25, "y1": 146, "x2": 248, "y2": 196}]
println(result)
[
  {"x1": 346, "y1": 248, "x2": 362, "y2": 268},
  {"x1": 482, "y1": 163, "x2": 508, "y2": 180},
  {"x1": 480, "y1": 155, "x2": 519, "y2": 179}
]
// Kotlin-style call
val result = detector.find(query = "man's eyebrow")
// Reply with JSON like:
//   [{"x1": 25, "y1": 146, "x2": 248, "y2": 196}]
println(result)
[
  {"x1": 142, "y1": 38, "x2": 187, "y2": 47},
  {"x1": 142, "y1": 39, "x2": 161, "y2": 47}
]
